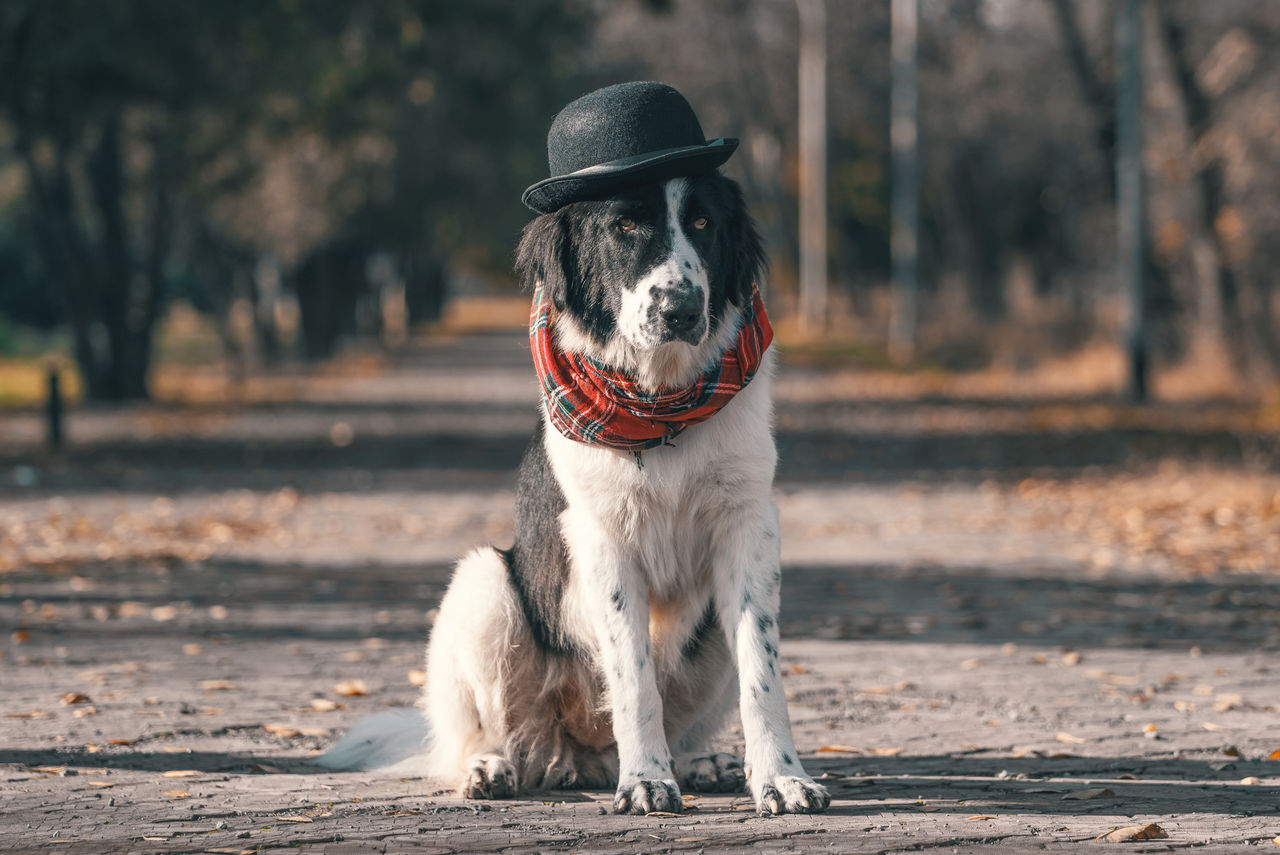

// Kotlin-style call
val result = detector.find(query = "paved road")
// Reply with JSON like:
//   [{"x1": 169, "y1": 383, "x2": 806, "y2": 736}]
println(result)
[{"x1": 2, "y1": 332, "x2": 1279, "y2": 852}]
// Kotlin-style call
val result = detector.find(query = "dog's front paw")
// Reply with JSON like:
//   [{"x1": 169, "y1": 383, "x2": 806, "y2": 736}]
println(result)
[
  {"x1": 754, "y1": 774, "x2": 830, "y2": 815},
  {"x1": 461, "y1": 753, "x2": 517, "y2": 799},
  {"x1": 612, "y1": 778, "x2": 682, "y2": 814},
  {"x1": 676, "y1": 752, "x2": 746, "y2": 793}
]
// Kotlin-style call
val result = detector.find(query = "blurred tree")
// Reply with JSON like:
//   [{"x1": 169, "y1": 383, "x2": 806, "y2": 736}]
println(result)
[
  {"x1": 0, "y1": 1, "x2": 328, "y2": 398},
  {"x1": 0, "y1": 0, "x2": 591, "y2": 389}
]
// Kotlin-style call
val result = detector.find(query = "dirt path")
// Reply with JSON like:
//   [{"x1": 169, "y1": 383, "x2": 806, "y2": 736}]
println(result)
[{"x1": 2, "y1": 332, "x2": 1279, "y2": 852}]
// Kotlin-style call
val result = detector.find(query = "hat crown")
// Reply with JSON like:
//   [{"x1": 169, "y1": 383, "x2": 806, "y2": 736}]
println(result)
[{"x1": 547, "y1": 81, "x2": 708, "y2": 178}]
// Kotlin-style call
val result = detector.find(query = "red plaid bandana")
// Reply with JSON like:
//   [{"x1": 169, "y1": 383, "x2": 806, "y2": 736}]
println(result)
[{"x1": 530, "y1": 287, "x2": 773, "y2": 455}]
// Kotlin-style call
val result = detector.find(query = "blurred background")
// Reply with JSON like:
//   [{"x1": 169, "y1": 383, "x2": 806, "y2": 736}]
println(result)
[
  {"x1": 2, "y1": 0, "x2": 1280, "y2": 636},
  {"x1": 2, "y1": 0, "x2": 1279, "y2": 404}
]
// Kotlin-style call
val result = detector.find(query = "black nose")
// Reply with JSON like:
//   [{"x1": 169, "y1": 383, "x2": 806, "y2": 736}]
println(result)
[{"x1": 660, "y1": 289, "x2": 702, "y2": 334}]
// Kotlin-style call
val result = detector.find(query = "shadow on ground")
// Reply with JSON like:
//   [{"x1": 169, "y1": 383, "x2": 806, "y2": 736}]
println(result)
[{"x1": 7, "y1": 556, "x2": 1280, "y2": 652}]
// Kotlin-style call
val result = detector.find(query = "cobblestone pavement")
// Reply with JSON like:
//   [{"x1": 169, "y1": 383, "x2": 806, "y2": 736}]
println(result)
[{"x1": 2, "y1": 332, "x2": 1279, "y2": 852}]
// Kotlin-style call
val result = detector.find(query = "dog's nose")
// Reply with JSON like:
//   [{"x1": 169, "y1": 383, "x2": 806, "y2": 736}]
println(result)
[{"x1": 660, "y1": 288, "x2": 702, "y2": 335}]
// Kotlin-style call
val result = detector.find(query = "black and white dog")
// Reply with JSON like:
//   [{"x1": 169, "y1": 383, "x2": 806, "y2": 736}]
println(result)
[{"x1": 321, "y1": 172, "x2": 829, "y2": 817}]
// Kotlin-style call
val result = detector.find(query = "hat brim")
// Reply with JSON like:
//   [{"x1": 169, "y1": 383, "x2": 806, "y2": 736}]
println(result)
[{"x1": 522, "y1": 138, "x2": 739, "y2": 214}]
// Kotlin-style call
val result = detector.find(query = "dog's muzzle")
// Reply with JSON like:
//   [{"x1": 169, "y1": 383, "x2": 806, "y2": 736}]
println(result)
[{"x1": 655, "y1": 284, "x2": 706, "y2": 345}]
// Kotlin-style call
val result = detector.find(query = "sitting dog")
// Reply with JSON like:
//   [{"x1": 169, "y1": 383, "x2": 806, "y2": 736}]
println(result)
[{"x1": 320, "y1": 81, "x2": 830, "y2": 817}]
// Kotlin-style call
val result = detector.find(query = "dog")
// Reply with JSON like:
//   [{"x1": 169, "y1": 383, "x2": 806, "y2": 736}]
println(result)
[
  {"x1": 320, "y1": 80, "x2": 829, "y2": 816},
  {"x1": 320, "y1": 171, "x2": 830, "y2": 817}
]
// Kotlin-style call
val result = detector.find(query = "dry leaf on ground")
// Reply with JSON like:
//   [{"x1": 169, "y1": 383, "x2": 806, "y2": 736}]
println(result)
[
  {"x1": 310, "y1": 698, "x2": 340, "y2": 712},
  {"x1": 107, "y1": 738, "x2": 134, "y2": 745},
  {"x1": 264, "y1": 723, "x2": 300, "y2": 738},
  {"x1": 161, "y1": 769, "x2": 199, "y2": 778},
  {"x1": 60, "y1": 692, "x2": 91, "y2": 705},
  {"x1": 199, "y1": 680, "x2": 237, "y2": 691},
  {"x1": 966, "y1": 815, "x2": 994, "y2": 821},
  {"x1": 408, "y1": 669, "x2": 426, "y2": 687},
  {"x1": 5, "y1": 710, "x2": 51, "y2": 719},
  {"x1": 162, "y1": 789, "x2": 189, "y2": 799},
  {"x1": 1096, "y1": 823, "x2": 1167, "y2": 842},
  {"x1": 872, "y1": 747, "x2": 903, "y2": 756},
  {"x1": 1055, "y1": 732, "x2": 1087, "y2": 744},
  {"x1": 1270, "y1": 749, "x2": 1280, "y2": 761},
  {"x1": 816, "y1": 744, "x2": 862, "y2": 754},
  {"x1": 333, "y1": 679, "x2": 369, "y2": 697},
  {"x1": 277, "y1": 815, "x2": 313, "y2": 823}
]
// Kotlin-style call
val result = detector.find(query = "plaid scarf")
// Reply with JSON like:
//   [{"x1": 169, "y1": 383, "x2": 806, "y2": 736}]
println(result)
[{"x1": 530, "y1": 286, "x2": 773, "y2": 456}]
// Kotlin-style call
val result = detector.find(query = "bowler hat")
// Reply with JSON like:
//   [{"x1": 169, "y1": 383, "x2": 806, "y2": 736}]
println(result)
[{"x1": 522, "y1": 81, "x2": 739, "y2": 214}]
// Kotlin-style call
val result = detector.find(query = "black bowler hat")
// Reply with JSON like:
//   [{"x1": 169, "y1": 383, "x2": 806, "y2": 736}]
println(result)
[{"x1": 522, "y1": 81, "x2": 739, "y2": 214}]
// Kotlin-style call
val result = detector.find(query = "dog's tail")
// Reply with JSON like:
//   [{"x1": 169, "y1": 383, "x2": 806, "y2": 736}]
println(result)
[{"x1": 313, "y1": 708, "x2": 430, "y2": 773}]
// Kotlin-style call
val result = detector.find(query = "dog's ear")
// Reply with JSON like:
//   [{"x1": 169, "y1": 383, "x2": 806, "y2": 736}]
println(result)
[
  {"x1": 720, "y1": 176, "x2": 768, "y2": 307},
  {"x1": 515, "y1": 211, "x2": 572, "y2": 311}
]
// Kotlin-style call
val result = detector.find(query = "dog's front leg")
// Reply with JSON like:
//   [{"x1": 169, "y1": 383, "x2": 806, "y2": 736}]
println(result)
[
  {"x1": 570, "y1": 531, "x2": 681, "y2": 815},
  {"x1": 715, "y1": 501, "x2": 830, "y2": 815}
]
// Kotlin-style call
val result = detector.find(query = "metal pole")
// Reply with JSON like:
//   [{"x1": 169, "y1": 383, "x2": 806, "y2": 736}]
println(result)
[
  {"x1": 796, "y1": 0, "x2": 828, "y2": 335},
  {"x1": 889, "y1": 0, "x2": 919, "y2": 363},
  {"x1": 1116, "y1": 0, "x2": 1147, "y2": 401},
  {"x1": 45, "y1": 364, "x2": 64, "y2": 453}
]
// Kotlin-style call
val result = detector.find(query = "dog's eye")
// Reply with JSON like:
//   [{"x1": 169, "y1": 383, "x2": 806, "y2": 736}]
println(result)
[
  {"x1": 692, "y1": 216, "x2": 709, "y2": 230},
  {"x1": 618, "y1": 217, "x2": 637, "y2": 232}
]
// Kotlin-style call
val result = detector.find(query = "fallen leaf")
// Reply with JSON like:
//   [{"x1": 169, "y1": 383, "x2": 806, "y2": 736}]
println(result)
[
  {"x1": 1202, "y1": 722, "x2": 1226, "y2": 732},
  {"x1": 162, "y1": 789, "x2": 189, "y2": 799},
  {"x1": 1055, "y1": 732, "x2": 1087, "y2": 744},
  {"x1": 298, "y1": 727, "x2": 328, "y2": 738},
  {"x1": 644, "y1": 811, "x2": 681, "y2": 817},
  {"x1": 85, "y1": 744, "x2": 102, "y2": 754},
  {"x1": 408, "y1": 669, "x2": 426, "y2": 687},
  {"x1": 161, "y1": 770, "x2": 199, "y2": 778},
  {"x1": 816, "y1": 744, "x2": 862, "y2": 754},
  {"x1": 107, "y1": 738, "x2": 134, "y2": 746},
  {"x1": 72, "y1": 706, "x2": 98, "y2": 718},
  {"x1": 199, "y1": 680, "x2": 237, "y2": 691},
  {"x1": 1240, "y1": 776, "x2": 1261, "y2": 785},
  {"x1": 250, "y1": 764, "x2": 282, "y2": 774},
  {"x1": 310, "y1": 698, "x2": 340, "y2": 712},
  {"x1": 5, "y1": 710, "x2": 51, "y2": 719},
  {"x1": 151, "y1": 605, "x2": 179, "y2": 622},
  {"x1": 1143, "y1": 724, "x2": 1158, "y2": 733},
  {"x1": 872, "y1": 747, "x2": 903, "y2": 756},
  {"x1": 790, "y1": 664, "x2": 810, "y2": 675},
  {"x1": 60, "y1": 692, "x2": 91, "y2": 705},
  {"x1": 1062, "y1": 787, "x2": 1115, "y2": 800},
  {"x1": 1214, "y1": 693, "x2": 1243, "y2": 712},
  {"x1": 1270, "y1": 749, "x2": 1280, "y2": 761},
  {"x1": 277, "y1": 815, "x2": 313, "y2": 823},
  {"x1": 162, "y1": 747, "x2": 189, "y2": 754},
  {"x1": 182, "y1": 644, "x2": 202, "y2": 656},
  {"x1": 264, "y1": 723, "x2": 301, "y2": 738},
  {"x1": 12, "y1": 630, "x2": 30, "y2": 643},
  {"x1": 862, "y1": 685, "x2": 891, "y2": 695},
  {"x1": 1062, "y1": 651, "x2": 1082, "y2": 666},
  {"x1": 1096, "y1": 823, "x2": 1167, "y2": 842},
  {"x1": 87, "y1": 781, "x2": 114, "y2": 788},
  {"x1": 333, "y1": 679, "x2": 369, "y2": 697},
  {"x1": 966, "y1": 815, "x2": 994, "y2": 821}
]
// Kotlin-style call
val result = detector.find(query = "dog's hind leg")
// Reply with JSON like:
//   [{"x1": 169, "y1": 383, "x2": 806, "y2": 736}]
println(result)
[{"x1": 421, "y1": 547, "x2": 522, "y2": 798}]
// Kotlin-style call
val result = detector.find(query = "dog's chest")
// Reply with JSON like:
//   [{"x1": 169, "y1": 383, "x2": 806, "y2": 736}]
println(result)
[{"x1": 546, "y1": 355, "x2": 776, "y2": 595}]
